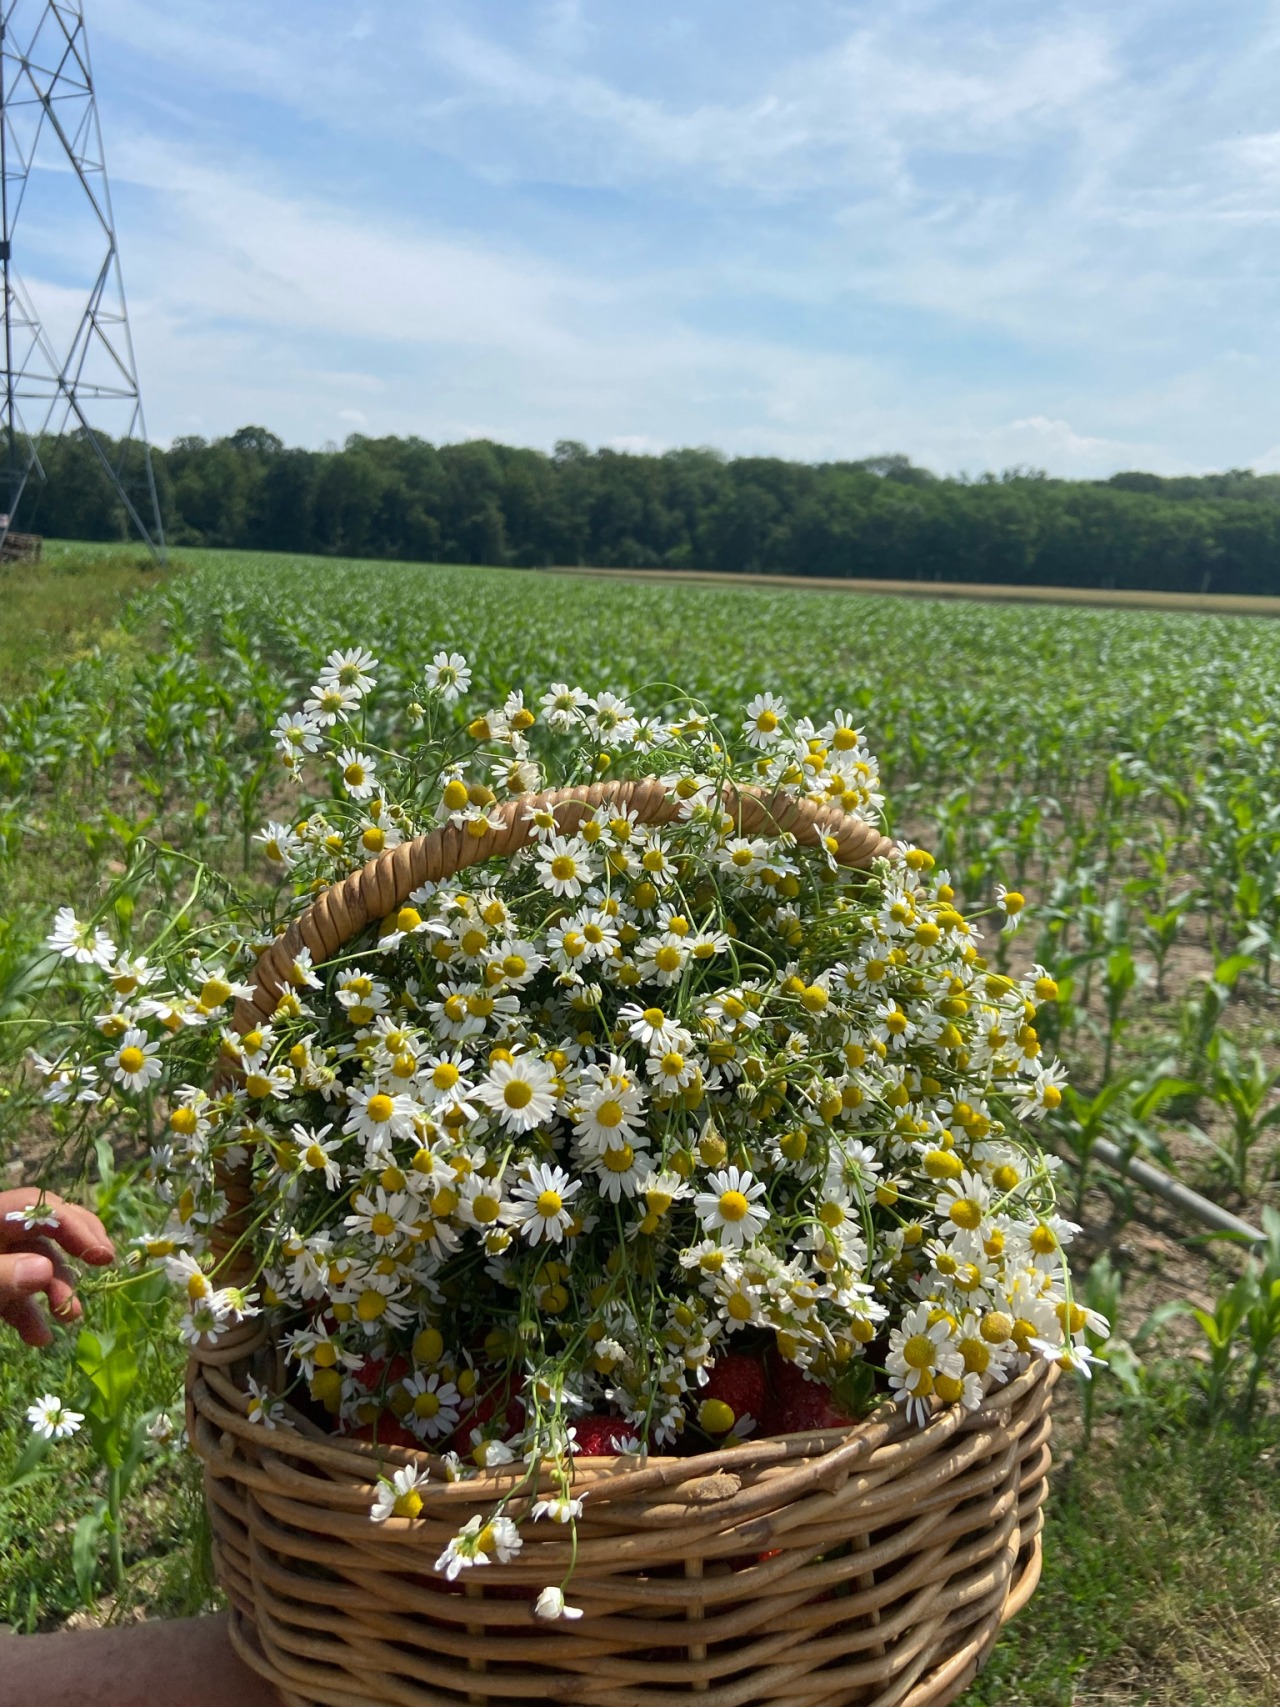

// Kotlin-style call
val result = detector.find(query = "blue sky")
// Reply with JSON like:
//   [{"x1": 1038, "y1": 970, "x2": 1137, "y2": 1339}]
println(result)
[{"x1": 17, "y1": 0, "x2": 1280, "y2": 474}]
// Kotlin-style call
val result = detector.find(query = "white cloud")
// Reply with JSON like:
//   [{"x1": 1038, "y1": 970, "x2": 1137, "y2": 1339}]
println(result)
[{"x1": 16, "y1": 0, "x2": 1280, "y2": 477}]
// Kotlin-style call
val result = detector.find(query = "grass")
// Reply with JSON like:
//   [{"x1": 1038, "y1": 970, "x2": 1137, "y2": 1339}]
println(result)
[
  {"x1": 2, "y1": 541, "x2": 1279, "y2": 1704},
  {"x1": 971, "y1": 1408, "x2": 1280, "y2": 1706},
  {"x1": 0, "y1": 541, "x2": 171, "y2": 695}
]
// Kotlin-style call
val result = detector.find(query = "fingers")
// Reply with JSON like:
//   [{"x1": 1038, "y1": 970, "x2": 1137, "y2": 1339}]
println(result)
[
  {"x1": 0, "y1": 1189, "x2": 115, "y2": 1265},
  {"x1": 5, "y1": 1235, "x2": 83, "y2": 1322},
  {"x1": 0, "y1": 1251, "x2": 57, "y2": 1346}
]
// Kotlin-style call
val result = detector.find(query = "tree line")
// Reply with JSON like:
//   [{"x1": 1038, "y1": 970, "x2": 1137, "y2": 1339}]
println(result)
[{"x1": 25, "y1": 426, "x2": 1280, "y2": 593}]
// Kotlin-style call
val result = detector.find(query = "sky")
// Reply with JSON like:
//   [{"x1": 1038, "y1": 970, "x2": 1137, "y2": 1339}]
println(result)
[{"x1": 11, "y1": 0, "x2": 1280, "y2": 476}]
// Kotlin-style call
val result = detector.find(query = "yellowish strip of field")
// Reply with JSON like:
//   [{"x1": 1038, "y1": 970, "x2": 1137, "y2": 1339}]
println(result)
[{"x1": 546, "y1": 563, "x2": 1280, "y2": 616}]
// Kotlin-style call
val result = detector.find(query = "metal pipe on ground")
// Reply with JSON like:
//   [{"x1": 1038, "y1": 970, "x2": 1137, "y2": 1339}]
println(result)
[{"x1": 1087, "y1": 1136, "x2": 1265, "y2": 1247}]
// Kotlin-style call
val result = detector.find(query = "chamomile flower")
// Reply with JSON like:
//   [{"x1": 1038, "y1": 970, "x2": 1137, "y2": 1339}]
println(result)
[
  {"x1": 109, "y1": 1027, "x2": 162, "y2": 1092},
  {"x1": 255, "y1": 820, "x2": 300, "y2": 868},
  {"x1": 535, "y1": 835, "x2": 596, "y2": 900},
  {"x1": 742, "y1": 692, "x2": 788, "y2": 748},
  {"x1": 47, "y1": 906, "x2": 115, "y2": 968},
  {"x1": 316, "y1": 646, "x2": 378, "y2": 698},
  {"x1": 435, "y1": 1513, "x2": 522, "y2": 1579},
  {"x1": 425, "y1": 651, "x2": 471, "y2": 703},
  {"x1": 337, "y1": 748, "x2": 379, "y2": 801},
  {"x1": 246, "y1": 1376, "x2": 287, "y2": 1429},
  {"x1": 272, "y1": 709, "x2": 323, "y2": 759},
  {"x1": 371, "y1": 1463, "x2": 429, "y2": 1523},
  {"x1": 534, "y1": 1586, "x2": 584, "y2": 1621},
  {"x1": 695, "y1": 1167, "x2": 770, "y2": 1249},
  {"x1": 540, "y1": 682, "x2": 589, "y2": 731},
  {"x1": 618, "y1": 1002, "x2": 680, "y2": 1049},
  {"x1": 510, "y1": 1162, "x2": 581, "y2": 1244},
  {"x1": 402, "y1": 1371, "x2": 462, "y2": 1440},
  {"x1": 474, "y1": 1054, "x2": 558, "y2": 1132},
  {"x1": 26, "y1": 1394, "x2": 83, "y2": 1440}
]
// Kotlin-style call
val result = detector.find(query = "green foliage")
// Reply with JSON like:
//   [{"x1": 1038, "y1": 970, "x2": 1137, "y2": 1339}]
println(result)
[
  {"x1": 6, "y1": 542, "x2": 1280, "y2": 1702},
  {"x1": 23, "y1": 430, "x2": 1280, "y2": 591}
]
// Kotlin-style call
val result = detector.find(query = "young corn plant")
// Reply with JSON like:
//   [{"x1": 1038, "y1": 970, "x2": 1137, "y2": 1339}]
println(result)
[
  {"x1": 1188, "y1": 1033, "x2": 1280, "y2": 1198},
  {"x1": 1075, "y1": 1253, "x2": 1142, "y2": 1450}
]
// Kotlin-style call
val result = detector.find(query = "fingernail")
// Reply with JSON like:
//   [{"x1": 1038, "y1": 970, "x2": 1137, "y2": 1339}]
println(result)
[
  {"x1": 13, "y1": 1254, "x2": 50, "y2": 1286},
  {"x1": 88, "y1": 1244, "x2": 115, "y2": 1263}
]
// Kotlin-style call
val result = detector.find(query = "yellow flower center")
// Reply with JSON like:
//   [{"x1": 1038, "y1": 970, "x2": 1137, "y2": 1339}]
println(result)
[
  {"x1": 602, "y1": 1143, "x2": 634, "y2": 1173},
  {"x1": 718, "y1": 1189, "x2": 750, "y2": 1223},
  {"x1": 755, "y1": 709, "x2": 778, "y2": 733},
  {"x1": 392, "y1": 1488, "x2": 423, "y2": 1519},
  {"x1": 503, "y1": 1079, "x2": 533, "y2": 1109},
  {"x1": 550, "y1": 855, "x2": 577, "y2": 881},
  {"x1": 306, "y1": 1144, "x2": 329, "y2": 1170},
  {"x1": 949, "y1": 1198, "x2": 983, "y2": 1231},
  {"x1": 367, "y1": 1094, "x2": 394, "y2": 1124},
  {"x1": 536, "y1": 1189, "x2": 563, "y2": 1219},
  {"x1": 432, "y1": 1062, "x2": 460, "y2": 1091},
  {"x1": 471, "y1": 1194, "x2": 501, "y2": 1224},
  {"x1": 959, "y1": 1337, "x2": 990, "y2": 1374},
  {"x1": 660, "y1": 1051, "x2": 685, "y2": 1078},
  {"x1": 370, "y1": 1212, "x2": 396, "y2": 1238},
  {"x1": 902, "y1": 1333, "x2": 935, "y2": 1370},
  {"x1": 357, "y1": 1289, "x2": 387, "y2": 1322},
  {"x1": 119, "y1": 1046, "x2": 146, "y2": 1074},
  {"x1": 414, "y1": 1391, "x2": 441, "y2": 1419}
]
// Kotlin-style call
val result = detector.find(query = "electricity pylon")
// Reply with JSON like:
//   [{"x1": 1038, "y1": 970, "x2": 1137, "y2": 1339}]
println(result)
[{"x1": 0, "y1": 0, "x2": 164, "y2": 559}]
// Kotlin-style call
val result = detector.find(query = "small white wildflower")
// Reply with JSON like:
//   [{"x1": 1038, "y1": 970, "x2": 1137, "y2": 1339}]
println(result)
[{"x1": 26, "y1": 1394, "x2": 84, "y2": 1440}]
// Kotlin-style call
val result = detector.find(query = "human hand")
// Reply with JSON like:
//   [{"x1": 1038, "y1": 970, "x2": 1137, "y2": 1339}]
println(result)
[{"x1": 0, "y1": 1187, "x2": 115, "y2": 1346}]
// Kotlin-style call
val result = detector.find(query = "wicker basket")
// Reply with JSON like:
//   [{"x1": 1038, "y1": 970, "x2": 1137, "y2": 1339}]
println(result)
[{"x1": 187, "y1": 779, "x2": 1056, "y2": 1707}]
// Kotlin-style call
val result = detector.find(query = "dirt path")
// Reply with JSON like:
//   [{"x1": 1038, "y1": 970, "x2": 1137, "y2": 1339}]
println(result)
[{"x1": 541, "y1": 563, "x2": 1280, "y2": 617}]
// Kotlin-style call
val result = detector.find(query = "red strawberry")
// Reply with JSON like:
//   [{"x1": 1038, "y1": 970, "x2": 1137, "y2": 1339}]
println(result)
[
  {"x1": 762, "y1": 1356, "x2": 853, "y2": 1436},
  {"x1": 572, "y1": 1415, "x2": 641, "y2": 1457},
  {"x1": 340, "y1": 1411, "x2": 420, "y2": 1451},
  {"x1": 353, "y1": 1354, "x2": 410, "y2": 1394},
  {"x1": 697, "y1": 1352, "x2": 769, "y2": 1437}
]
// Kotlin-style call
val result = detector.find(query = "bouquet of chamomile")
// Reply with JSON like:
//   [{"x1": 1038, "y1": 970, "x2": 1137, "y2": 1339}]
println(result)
[{"x1": 33, "y1": 645, "x2": 1092, "y2": 1602}]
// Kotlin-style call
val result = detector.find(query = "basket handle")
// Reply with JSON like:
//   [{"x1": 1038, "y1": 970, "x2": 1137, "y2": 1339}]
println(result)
[{"x1": 204, "y1": 779, "x2": 893, "y2": 1306}]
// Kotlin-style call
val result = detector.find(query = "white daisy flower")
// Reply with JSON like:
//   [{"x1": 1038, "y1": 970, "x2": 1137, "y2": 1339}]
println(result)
[
  {"x1": 371, "y1": 1463, "x2": 429, "y2": 1523},
  {"x1": 271, "y1": 708, "x2": 323, "y2": 758},
  {"x1": 337, "y1": 747, "x2": 379, "y2": 800},
  {"x1": 474, "y1": 1054, "x2": 558, "y2": 1133},
  {"x1": 694, "y1": 1166, "x2": 770, "y2": 1249},
  {"x1": 742, "y1": 692, "x2": 788, "y2": 748},
  {"x1": 26, "y1": 1394, "x2": 84, "y2": 1440},
  {"x1": 534, "y1": 1585, "x2": 584, "y2": 1621},
  {"x1": 47, "y1": 906, "x2": 115, "y2": 969},
  {"x1": 425, "y1": 650, "x2": 471, "y2": 703},
  {"x1": 510, "y1": 1162, "x2": 581, "y2": 1244},
  {"x1": 435, "y1": 1513, "x2": 522, "y2": 1580},
  {"x1": 535, "y1": 835, "x2": 597, "y2": 900},
  {"x1": 245, "y1": 1376, "x2": 287, "y2": 1429},
  {"x1": 316, "y1": 646, "x2": 378, "y2": 698},
  {"x1": 540, "y1": 682, "x2": 590, "y2": 731},
  {"x1": 109, "y1": 1027, "x2": 162, "y2": 1093}
]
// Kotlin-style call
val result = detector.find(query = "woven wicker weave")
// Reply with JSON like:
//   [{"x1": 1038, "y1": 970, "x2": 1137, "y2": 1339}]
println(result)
[{"x1": 187, "y1": 780, "x2": 1055, "y2": 1707}]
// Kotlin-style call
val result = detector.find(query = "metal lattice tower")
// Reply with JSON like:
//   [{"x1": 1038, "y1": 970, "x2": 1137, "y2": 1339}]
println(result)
[{"x1": 0, "y1": 0, "x2": 164, "y2": 558}]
